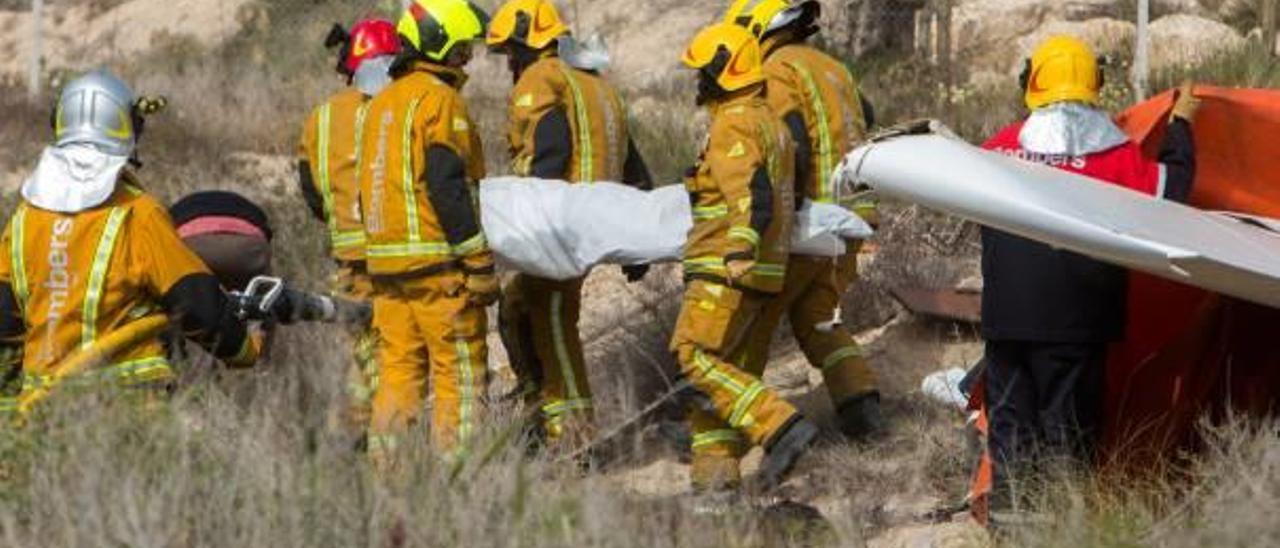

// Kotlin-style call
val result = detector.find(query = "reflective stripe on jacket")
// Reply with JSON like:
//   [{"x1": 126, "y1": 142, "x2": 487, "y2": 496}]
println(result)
[
  {"x1": 300, "y1": 89, "x2": 370, "y2": 262},
  {"x1": 506, "y1": 57, "x2": 630, "y2": 184},
  {"x1": 762, "y1": 44, "x2": 869, "y2": 211},
  {"x1": 683, "y1": 91, "x2": 796, "y2": 294},
  {"x1": 358, "y1": 62, "x2": 491, "y2": 276}
]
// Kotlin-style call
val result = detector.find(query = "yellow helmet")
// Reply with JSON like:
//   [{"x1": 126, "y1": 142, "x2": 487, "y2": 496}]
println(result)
[
  {"x1": 486, "y1": 0, "x2": 568, "y2": 50},
  {"x1": 682, "y1": 22, "x2": 764, "y2": 92},
  {"x1": 723, "y1": 0, "x2": 819, "y2": 39},
  {"x1": 398, "y1": 0, "x2": 490, "y2": 62},
  {"x1": 1022, "y1": 35, "x2": 1103, "y2": 110}
]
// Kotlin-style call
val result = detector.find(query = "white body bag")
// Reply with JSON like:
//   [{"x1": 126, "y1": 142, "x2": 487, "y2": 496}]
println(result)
[{"x1": 479, "y1": 177, "x2": 873, "y2": 280}]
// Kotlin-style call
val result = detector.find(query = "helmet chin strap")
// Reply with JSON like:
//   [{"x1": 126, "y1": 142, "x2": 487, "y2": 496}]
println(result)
[
  {"x1": 507, "y1": 42, "x2": 549, "y2": 82},
  {"x1": 126, "y1": 95, "x2": 167, "y2": 168},
  {"x1": 695, "y1": 71, "x2": 728, "y2": 106}
]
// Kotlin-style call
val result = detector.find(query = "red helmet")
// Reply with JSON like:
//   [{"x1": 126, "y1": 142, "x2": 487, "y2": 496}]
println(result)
[{"x1": 340, "y1": 19, "x2": 401, "y2": 76}]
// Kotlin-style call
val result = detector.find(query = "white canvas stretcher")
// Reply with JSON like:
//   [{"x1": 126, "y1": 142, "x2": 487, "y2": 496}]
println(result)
[
  {"x1": 479, "y1": 177, "x2": 873, "y2": 281},
  {"x1": 841, "y1": 131, "x2": 1280, "y2": 309}
]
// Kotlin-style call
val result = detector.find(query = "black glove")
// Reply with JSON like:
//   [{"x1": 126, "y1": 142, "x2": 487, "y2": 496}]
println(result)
[
  {"x1": 621, "y1": 264, "x2": 650, "y2": 283},
  {"x1": 268, "y1": 288, "x2": 300, "y2": 325}
]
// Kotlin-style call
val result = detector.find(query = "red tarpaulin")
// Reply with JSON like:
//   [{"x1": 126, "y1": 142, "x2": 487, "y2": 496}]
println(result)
[{"x1": 1106, "y1": 87, "x2": 1280, "y2": 464}]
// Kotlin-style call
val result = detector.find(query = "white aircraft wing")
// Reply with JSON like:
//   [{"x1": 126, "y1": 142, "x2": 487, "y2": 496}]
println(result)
[{"x1": 842, "y1": 131, "x2": 1280, "y2": 309}]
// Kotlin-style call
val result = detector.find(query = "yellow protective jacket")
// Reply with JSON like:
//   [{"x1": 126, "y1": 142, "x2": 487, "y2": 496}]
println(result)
[
  {"x1": 359, "y1": 62, "x2": 492, "y2": 277},
  {"x1": 299, "y1": 88, "x2": 370, "y2": 262},
  {"x1": 762, "y1": 43, "x2": 870, "y2": 212},
  {"x1": 507, "y1": 56, "x2": 650, "y2": 187},
  {"x1": 0, "y1": 176, "x2": 258, "y2": 390},
  {"x1": 683, "y1": 90, "x2": 796, "y2": 294}
]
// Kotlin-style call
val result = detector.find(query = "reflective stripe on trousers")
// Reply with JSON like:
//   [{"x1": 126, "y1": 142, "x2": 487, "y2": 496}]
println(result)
[
  {"x1": 692, "y1": 428, "x2": 742, "y2": 449},
  {"x1": 693, "y1": 349, "x2": 766, "y2": 429},
  {"x1": 549, "y1": 290, "x2": 582, "y2": 402}
]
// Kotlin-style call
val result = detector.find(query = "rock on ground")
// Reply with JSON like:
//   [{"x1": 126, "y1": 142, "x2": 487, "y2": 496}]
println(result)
[
  {"x1": 0, "y1": 0, "x2": 251, "y2": 80},
  {"x1": 952, "y1": 0, "x2": 1126, "y2": 73},
  {"x1": 1017, "y1": 17, "x2": 1137, "y2": 66},
  {"x1": 952, "y1": 0, "x2": 1239, "y2": 83},
  {"x1": 1149, "y1": 13, "x2": 1248, "y2": 70}
]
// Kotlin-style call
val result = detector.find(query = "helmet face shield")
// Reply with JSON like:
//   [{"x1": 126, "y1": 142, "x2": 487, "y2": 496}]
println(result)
[
  {"x1": 354, "y1": 55, "x2": 396, "y2": 96},
  {"x1": 766, "y1": 2, "x2": 819, "y2": 35},
  {"x1": 54, "y1": 70, "x2": 137, "y2": 157}
]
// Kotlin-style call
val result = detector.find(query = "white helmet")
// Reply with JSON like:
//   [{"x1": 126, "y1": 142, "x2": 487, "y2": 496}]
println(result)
[{"x1": 53, "y1": 70, "x2": 137, "y2": 157}]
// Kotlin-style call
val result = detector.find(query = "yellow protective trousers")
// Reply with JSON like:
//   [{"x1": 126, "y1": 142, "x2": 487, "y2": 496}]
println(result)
[
  {"x1": 671, "y1": 280, "x2": 799, "y2": 489},
  {"x1": 742, "y1": 252, "x2": 877, "y2": 405},
  {"x1": 498, "y1": 273, "x2": 594, "y2": 448},
  {"x1": 332, "y1": 262, "x2": 378, "y2": 435},
  {"x1": 687, "y1": 253, "x2": 875, "y2": 488},
  {"x1": 368, "y1": 271, "x2": 487, "y2": 461}
]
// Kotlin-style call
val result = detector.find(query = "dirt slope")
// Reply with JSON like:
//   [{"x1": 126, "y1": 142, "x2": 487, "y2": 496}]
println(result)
[{"x1": 0, "y1": 0, "x2": 250, "y2": 83}]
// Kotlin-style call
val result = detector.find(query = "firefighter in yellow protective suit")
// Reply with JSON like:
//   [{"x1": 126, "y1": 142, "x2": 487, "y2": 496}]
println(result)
[
  {"x1": 298, "y1": 18, "x2": 401, "y2": 435},
  {"x1": 676, "y1": 23, "x2": 819, "y2": 492},
  {"x1": 0, "y1": 71, "x2": 260, "y2": 415},
  {"x1": 724, "y1": 0, "x2": 883, "y2": 439},
  {"x1": 486, "y1": 0, "x2": 654, "y2": 453},
  {"x1": 360, "y1": 0, "x2": 496, "y2": 459}
]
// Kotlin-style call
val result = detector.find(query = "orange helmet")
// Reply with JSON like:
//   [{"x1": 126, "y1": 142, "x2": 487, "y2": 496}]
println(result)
[{"x1": 486, "y1": 0, "x2": 569, "y2": 51}]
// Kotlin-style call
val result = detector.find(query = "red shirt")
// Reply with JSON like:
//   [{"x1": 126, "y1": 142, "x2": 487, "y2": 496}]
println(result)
[
  {"x1": 978, "y1": 120, "x2": 1167, "y2": 343},
  {"x1": 982, "y1": 121, "x2": 1164, "y2": 197}
]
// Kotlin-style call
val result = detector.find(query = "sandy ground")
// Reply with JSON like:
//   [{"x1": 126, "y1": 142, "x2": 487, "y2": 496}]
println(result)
[
  {"x1": 0, "y1": 0, "x2": 250, "y2": 84},
  {"x1": 595, "y1": 310, "x2": 988, "y2": 546}
]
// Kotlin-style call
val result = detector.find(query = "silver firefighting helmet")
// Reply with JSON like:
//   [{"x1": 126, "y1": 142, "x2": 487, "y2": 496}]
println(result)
[{"x1": 53, "y1": 70, "x2": 137, "y2": 157}]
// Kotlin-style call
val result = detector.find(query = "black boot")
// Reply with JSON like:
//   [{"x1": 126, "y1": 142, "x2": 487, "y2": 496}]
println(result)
[
  {"x1": 756, "y1": 416, "x2": 819, "y2": 491},
  {"x1": 836, "y1": 392, "x2": 884, "y2": 440}
]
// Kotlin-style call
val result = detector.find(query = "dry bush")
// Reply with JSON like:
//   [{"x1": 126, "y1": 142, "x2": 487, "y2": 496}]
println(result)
[
  {"x1": 0, "y1": 354, "x2": 829, "y2": 547},
  {"x1": 973, "y1": 416, "x2": 1280, "y2": 548}
]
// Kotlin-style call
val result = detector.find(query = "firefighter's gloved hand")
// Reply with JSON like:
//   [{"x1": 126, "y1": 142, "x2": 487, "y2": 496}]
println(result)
[
  {"x1": 270, "y1": 288, "x2": 301, "y2": 324},
  {"x1": 725, "y1": 259, "x2": 754, "y2": 284},
  {"x1": 1171, "y1": 81, "x2": 1201, "y2": 123},
  {"x1": 465, "y1": 273, "x2": 500, "y2": 307},
  {"x1": 622, "y1": 264, "x2": 650, "y2": 283}
]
